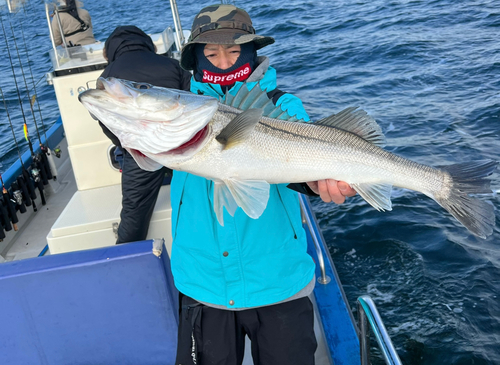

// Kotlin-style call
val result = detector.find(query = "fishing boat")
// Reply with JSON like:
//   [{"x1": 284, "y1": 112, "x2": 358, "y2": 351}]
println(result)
[{"x1": 0, "y1": 1, "x2": 402, "y2": 364}]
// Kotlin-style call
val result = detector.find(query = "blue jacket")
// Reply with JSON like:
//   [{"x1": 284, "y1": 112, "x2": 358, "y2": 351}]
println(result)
[{"x1": 170, "y1": 60, "x2": 315, "y2": 309}]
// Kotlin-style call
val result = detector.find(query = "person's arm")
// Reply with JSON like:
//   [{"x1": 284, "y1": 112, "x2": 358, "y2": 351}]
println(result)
[
  {"x1": 277, "y1": 93, "x2": 356, "y2": 204},
  {"x1": 286, "y1": 182, "x2": 318, "y2": 196},
  {"x1": 51, "y1": 16, "x2": 62, "y2": 46}
]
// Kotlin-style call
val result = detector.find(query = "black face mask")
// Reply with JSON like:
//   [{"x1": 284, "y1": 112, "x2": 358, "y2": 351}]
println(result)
[{"x1": 194, "y1": 42, "x2": 257, "y2": 89}]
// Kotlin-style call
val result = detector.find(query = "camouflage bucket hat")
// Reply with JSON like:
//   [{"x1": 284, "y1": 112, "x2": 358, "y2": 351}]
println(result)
[{"x1": 180, "y1": 4, "x2": 275, "y2": 70}]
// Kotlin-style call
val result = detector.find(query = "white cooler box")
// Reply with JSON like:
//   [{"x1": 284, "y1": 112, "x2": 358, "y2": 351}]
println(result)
[{"x1": 47, "y1": 184, "x2": 173, "y2": 256}]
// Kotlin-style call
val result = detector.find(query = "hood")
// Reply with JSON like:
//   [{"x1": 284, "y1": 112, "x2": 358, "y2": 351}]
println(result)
[{"x1": 104, "y1": 26, "x2": 155, "y2": 63}]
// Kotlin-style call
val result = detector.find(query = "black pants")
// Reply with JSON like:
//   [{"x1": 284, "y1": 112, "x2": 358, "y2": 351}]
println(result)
[
  {"x1": 176, "y1": 294, "x2": 317, "y2": 365},
  {"x1": 116, "y1": 149, "x2": 168, "y2": 244}
]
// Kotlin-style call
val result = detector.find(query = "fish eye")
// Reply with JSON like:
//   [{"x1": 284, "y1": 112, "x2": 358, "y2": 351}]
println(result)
[{"x1": 133, "y1": 83, "x2": 152, "y2": 90}]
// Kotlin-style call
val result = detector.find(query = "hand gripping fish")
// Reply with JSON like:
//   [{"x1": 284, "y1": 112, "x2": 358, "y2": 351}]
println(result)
[{"x1": 79, "y1": 77, "x2": 498, "y2": 238}]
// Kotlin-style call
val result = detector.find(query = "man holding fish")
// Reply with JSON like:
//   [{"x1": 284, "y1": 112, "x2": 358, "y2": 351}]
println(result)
[{"x1": 170, "y1": 5, "x2": 354, "y2": 365}]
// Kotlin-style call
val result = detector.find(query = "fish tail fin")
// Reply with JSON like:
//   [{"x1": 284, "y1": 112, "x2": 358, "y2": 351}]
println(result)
[{"x1": 434, "y1": 160, "x2": 498, "y2": 238}]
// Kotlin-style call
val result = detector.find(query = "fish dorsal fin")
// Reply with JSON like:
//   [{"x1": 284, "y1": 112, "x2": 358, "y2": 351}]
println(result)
[
  {"x1": 222, "y1": 84, "x2": 306, "y2": 122},
  {"x1": 314, "y1": 107, "x2": 386, "y2": 147},
  {"x1": 351, "y1": 182, "x2": 393, "y2": 211},
  {"x1": 213, "y1": 178, "x2": 270, "y2": 225},
  {"x1": 216, "y1": 108, "x2": 263, "y2": 149}
]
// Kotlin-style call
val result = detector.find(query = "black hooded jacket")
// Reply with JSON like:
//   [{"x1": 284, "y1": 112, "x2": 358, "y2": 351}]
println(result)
[{"x1": 99, "y1": 26, "x2": 191, "y2": 146}]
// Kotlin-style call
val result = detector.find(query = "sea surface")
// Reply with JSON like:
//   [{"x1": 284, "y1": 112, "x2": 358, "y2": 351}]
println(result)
[{"x1": 1, "y1": 0, "x2": 499, "y2": 364}]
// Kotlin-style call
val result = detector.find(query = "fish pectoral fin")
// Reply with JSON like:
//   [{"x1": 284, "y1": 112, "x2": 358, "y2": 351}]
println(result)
[
  {"x1": 223, "y1": 178, "x2": 270, "y2": 219},
  {"x1": 351, "y1": 182, "x2": 393, "y2": 211},
  {"x1": 212, "y1": 179, "x2": 270, "y2": 225},
  {"x1": 126, "y1": 148, "x2": 163, "y2": 171},
  {"x1": 213, "y1": 181, "x2": 239, "y2": 226},
  {"x1": 314, "y1": 107, "x2": 386, "y2": 147},
  {"x1": 215, "y1": 109, "x2": 263, "y2": 150}
]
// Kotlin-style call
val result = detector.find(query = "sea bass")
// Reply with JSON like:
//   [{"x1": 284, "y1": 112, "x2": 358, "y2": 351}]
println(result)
[{"x1": 79, "y1": 77, "x2": 498, "y2": 238}]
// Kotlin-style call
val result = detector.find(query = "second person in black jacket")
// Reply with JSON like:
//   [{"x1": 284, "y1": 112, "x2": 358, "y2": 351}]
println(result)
[{"x1": 99, "y1": 25, "x2": 191, "y2": 244}]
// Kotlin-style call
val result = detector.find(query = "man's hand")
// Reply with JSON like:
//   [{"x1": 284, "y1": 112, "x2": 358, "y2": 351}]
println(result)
[{"x1": 306, "y1": 179, "x2": 356, "y2": 204}]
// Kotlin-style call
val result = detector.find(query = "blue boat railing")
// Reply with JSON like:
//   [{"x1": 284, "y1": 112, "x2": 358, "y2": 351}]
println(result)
[
  {"x1": 358, "y1": 295, "x2": 403, "y2": 365},
  {"x1": 299, "y1": 194, "x2": 402, "y2": 365},
  {"x1": 298, "y1": 194, "x2": 331, "y2": 285}
]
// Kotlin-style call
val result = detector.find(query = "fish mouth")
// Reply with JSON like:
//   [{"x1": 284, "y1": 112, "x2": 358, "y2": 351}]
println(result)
[{"x1": 167, "y1": 125, "x2": 209, "y2": 155}]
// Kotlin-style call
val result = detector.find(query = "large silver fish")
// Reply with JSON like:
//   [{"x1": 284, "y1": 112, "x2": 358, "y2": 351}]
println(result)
[{"x1": 79, "y1": 77, "x2": 497, "y2": 238}]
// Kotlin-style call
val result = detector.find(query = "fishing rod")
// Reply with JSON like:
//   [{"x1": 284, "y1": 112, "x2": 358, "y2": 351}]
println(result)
[
  {"x1": 20, "y1": 2, "x2": 61, "y2": 178},
  {"x1": 1, "y1": 86, "x2": 37, "y2": 212},
  {"x1": 0, "y1": 17, "x2": 40, "y2": 210},
  {"x1": 0, "y1": 14, "x2": 32, "y2": 156},
  {"x1": 20, "y1": 3, "x2": 49, "y2": 145},
  {"x1": 17, "y1": 14, "x2": 56, "y2": 181},
  {"x1": 0, "y1": 13, "x2": 47, "y2": 206},
  {"x1": 6, "y1": 14, "x2": 50, "y2": 187},
  {"x1": 7, "y1": 17, "x2": 43, "y2": 143}
]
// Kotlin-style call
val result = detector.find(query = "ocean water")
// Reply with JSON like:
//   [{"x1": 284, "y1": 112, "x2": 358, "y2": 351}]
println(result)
[{"x1": 1, "y1": 0, "x2": 499, "y2": 364}]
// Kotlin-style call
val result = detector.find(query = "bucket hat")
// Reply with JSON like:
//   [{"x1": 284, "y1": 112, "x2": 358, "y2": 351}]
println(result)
[{"x1": 180, "y1": 4, "x2": 275, "y2": 70}]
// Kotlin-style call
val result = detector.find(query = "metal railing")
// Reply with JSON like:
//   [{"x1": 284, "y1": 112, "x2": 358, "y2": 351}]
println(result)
[
  {"x1": 169, "y1": 0, "x2": 185, "y2": 53},
  {"x1": 357, "y1": 295, "x2": 403, "y2": 365},
  {"x1": 298, "y1": 193, "x2": 401, "y2": 364},
  {"x1": 298, "y1": 194, "x2": 330, "y2": 285},
  {"x1": 45, "y1": 3, "x2": 61, "y2": 69}
]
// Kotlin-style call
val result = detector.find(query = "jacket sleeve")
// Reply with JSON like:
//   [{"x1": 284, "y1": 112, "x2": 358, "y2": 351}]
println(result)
[
  {"x1": 286, "y1": 183, "x2": 319, "y2": 196},
  {"x1": 51, "y1": 17, "x2": 62, "y2": 46},
  {"x1": 275, "y1": 93, "x2": 311, "y2": 122}
]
